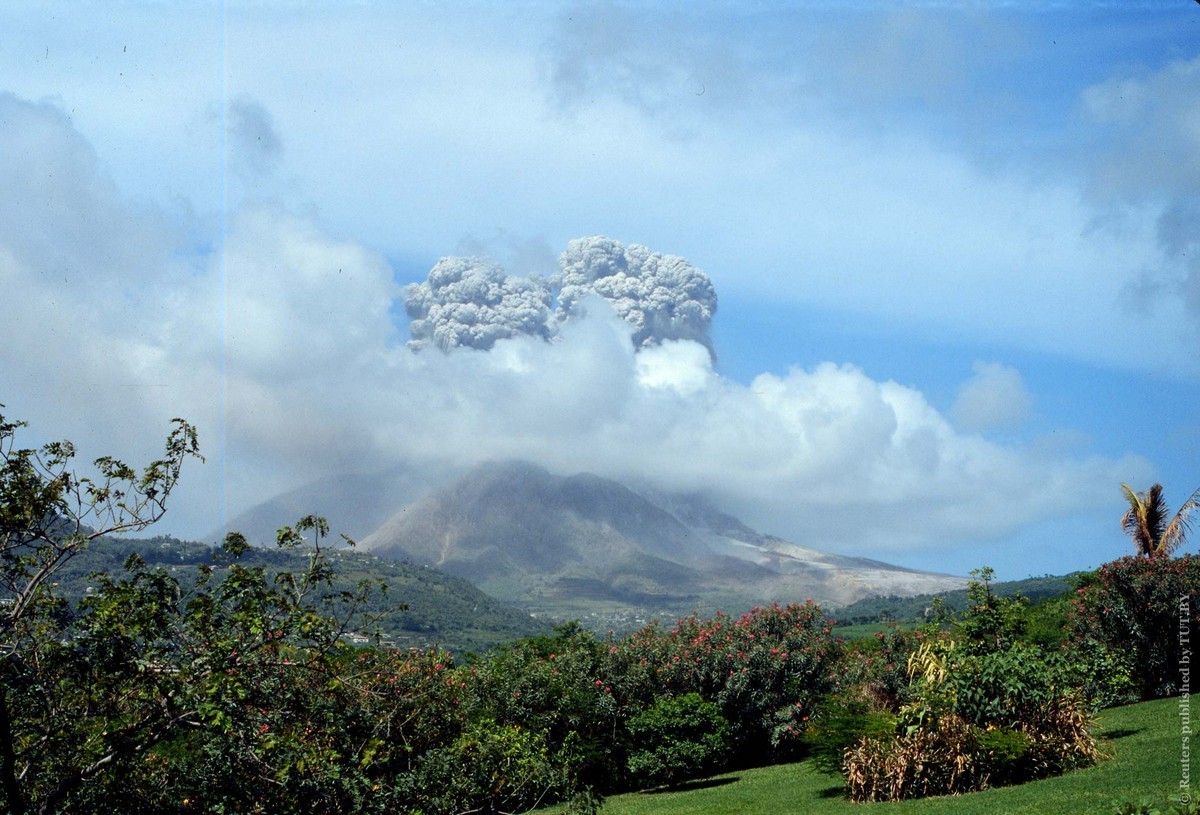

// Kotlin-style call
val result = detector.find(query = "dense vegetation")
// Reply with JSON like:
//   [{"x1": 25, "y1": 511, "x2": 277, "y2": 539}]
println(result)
[
  {"x1": 48, "y1": 533, "x2": 551, "y2": 655},
  {"x1": 1, "y1": 409, "x2": 1194, "y2": 814},
  {"x1": 832, "y1": 572, "x2": 1077, "y2": 627}
]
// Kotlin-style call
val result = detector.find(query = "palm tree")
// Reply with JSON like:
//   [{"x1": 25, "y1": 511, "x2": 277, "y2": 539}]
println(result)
[{"x1": 1120, "y1": 482, "x2": 1200, "y2": 557}]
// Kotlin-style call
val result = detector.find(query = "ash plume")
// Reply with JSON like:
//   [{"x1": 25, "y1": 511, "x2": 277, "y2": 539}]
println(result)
[
  {"x1": 555, "y1": 236, "x2": 717, "y2": 353},
  {"x1": 404, "y1": 236, "x2": 717, "y2": 354},
  {"x1": 403, "y1": 256, "x2": 554, "y2": 351}
]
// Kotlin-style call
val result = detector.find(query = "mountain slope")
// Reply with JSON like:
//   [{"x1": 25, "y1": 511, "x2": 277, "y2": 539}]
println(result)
[
  {"x1": 362, "y1": 460, "x2": 718, "y2": 605},
  {"x1": 208, "y1": 466, "x2": 434, "y2": 546},
  {"x1": 361, "y1": 460, "x2": 964, "y2": 614}
]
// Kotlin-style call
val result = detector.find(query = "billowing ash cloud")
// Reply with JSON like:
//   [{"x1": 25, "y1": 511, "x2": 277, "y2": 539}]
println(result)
[
  {"x1": 404, "y1": 257, "x2": 553, "y2": 351},
  {"x1": 555, "y1": 236, "x2": 717, "y2": 352},
  {"x1": 404, "y1": 235, "x2": 717, "y2": 354}
]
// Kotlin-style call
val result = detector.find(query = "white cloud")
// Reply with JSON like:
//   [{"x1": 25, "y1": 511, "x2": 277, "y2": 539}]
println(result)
[
  {"x1": 951, "y1": 362, "x2": 1033, "y2": 434},
  {"x1": 0, "y1": 74, "x2": 1158, "y2": 558},
  {"x1": 222, "y1": 206, "x2": 401, "y2": 379},
  {"x1": 636, "y1": 340, "x2": 714, "y2": 396}
]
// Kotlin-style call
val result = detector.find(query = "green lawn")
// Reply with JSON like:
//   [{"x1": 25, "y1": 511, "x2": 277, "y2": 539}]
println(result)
[
  {"x1": 830, "y1": 621, "x2": 917, "y2": 640},
  {"x1": 562, "y1": 697, "x2": 1186, "y2": 815}
]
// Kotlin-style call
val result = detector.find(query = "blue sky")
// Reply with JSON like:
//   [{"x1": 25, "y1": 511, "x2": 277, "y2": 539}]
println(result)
[{"x1": 1, "y1": 2, "x2": 1198, "y2": 580}]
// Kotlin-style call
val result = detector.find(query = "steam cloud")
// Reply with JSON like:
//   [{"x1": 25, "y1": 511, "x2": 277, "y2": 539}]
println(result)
[{"x1": 404, "y1": 236, "x2": 718, "y2": 355}]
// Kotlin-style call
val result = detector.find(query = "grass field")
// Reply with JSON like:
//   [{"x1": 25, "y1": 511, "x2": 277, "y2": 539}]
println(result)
[
  {"x1": 557, "y1": 696, "x2": 1186, "y2": 815},
  {"x1": 830, "y1": 621, "x2": 918, "y2": 640}
]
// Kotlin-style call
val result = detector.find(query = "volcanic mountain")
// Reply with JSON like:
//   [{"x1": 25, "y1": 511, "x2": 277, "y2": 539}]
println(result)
[
  {"x1": 359, "y1": 460, "x2": 963, "y2": 615},
  {"x1": 211, "y1": 466, "x2": 433, "y2": 547}
]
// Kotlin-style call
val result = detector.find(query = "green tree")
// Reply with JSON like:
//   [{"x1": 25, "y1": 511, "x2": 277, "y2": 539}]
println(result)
[
  {"x1": 955, "y1": 566, "x2": 1028, "y2": 653},
  {"x1": 0, "y1": 408, "x2": 392, "y2": 814},
  {"x1": 1120, "y1": 482, "x2": 1200, "y2": 558},
  {"x1": 0, "y1": 407, "x2": 200, "y2": 814},
  {"x1": 124, "y1": 535, "x2": 388, "y2": 815}
]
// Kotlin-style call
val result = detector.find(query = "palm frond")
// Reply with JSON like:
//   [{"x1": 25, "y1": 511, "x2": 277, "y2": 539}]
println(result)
[
  {"x1": 1120, "y1": 483, "x2": 1140, "y2": 534},
  {"x1": 1121, "y1": 482, "x2": 1157, "y2": 557},
  {"x1": 1143, "y1": 483, "x2": 1169, "y2": 554},
  {"x1": 1160, "y1": 485, "x2": 1200, "y2": 557}
]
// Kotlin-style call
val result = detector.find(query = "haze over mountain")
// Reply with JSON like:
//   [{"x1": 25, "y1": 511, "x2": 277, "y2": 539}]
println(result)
[
  {"x1": 359, "y1": 460, "x2": 964, "y2": 615},
  {"x1": 211, "y1": 466, "x2": 437, "y2": 548}
]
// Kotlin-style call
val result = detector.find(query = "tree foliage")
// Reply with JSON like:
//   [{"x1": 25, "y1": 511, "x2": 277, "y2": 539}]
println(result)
[
  {"x1": 1121, "y1": 482, "x2": 1200, "y2": 558},
  {"x1": 0, "y1": 410, "x2": 397, "y2": 814},
  {"x1": 953, "y1": 566, "x2": 1028, "y2": 653},
  {"x1": 1073, "y1": 554, "x2": 1200, "y2": 699},
  {"x1": 0, "y1": 407, "x2": 201, "y2": 814}
]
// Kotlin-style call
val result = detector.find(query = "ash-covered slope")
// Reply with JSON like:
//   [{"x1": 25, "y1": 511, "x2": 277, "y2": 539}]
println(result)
[
  {"x1": 631, "y1": 488, "x2": 962, "y2": 600},
  {"x1": 360, "y1": 461, "x2": 964, "y2": 611},
  {"x1": 208, "y1": 466, "x2": 433, "y2": 547},
  {"x1": 361, "y1": 461, "x2": 721, "y2": 605}
]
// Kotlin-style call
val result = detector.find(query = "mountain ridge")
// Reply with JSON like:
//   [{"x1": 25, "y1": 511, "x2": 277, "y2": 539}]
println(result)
[{"x1": 360, "y1": 460, "x2": 965, "y2": 615}]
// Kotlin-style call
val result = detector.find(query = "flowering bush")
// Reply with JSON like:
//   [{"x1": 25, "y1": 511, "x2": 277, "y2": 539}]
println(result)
[
  {"x1": 838, "y1": 626, "x2": 923, "y2": 710},
  {"x1": 605, "y1": 602, "x2": 840, "y2": 767},
  {"x1": 1072, "y1": 554, "x2": 1200, "y2": 699}
]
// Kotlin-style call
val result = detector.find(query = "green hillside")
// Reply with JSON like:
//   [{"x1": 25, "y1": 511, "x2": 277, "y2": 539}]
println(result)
[
  {"x1": 51, "y1": 533, "x2": 551, "y2": 654},
  {"x1": 831, "y1": 572, "x2": 1079, "y2": 626}
]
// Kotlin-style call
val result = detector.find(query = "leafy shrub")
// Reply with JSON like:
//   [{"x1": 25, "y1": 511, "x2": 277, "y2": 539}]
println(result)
[
  {"x1": 472, "y1": 624, "x2": 621, "y2": 791},
  {"x1": 402, "y1": 720, "x2": 566, "y2": 815},
  {"x1": 943, "y1": 643, "x2": 1099, "y2": 781},
  {"x1": 607, "y1": 602, "x2": 840, "y2": 766},
  {"x1": 1073, "y1": 555, "x2": 1200, "y2": 699},
  {"x1": 1060, "y1": 637, "x2": 1139, "y2": 709},
  {"x1": 845, "y1": 698, "x2": 1098, "y2": 802},
  {"x1": 625, "y1": 693, "x2": 731, "y2": 789},
  {"x1": 949, "y1": 644, "x2": 1065, "y2": 726},
  {"x1": 975, "y1": 726, "x2": 1033, "y2": 774},
  {"x1": 800, "y1": 697, "x2": 896, "y2": 775},
  {"x1": 842, "y1": 633, "x2": 1099, "y2": 801}
]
